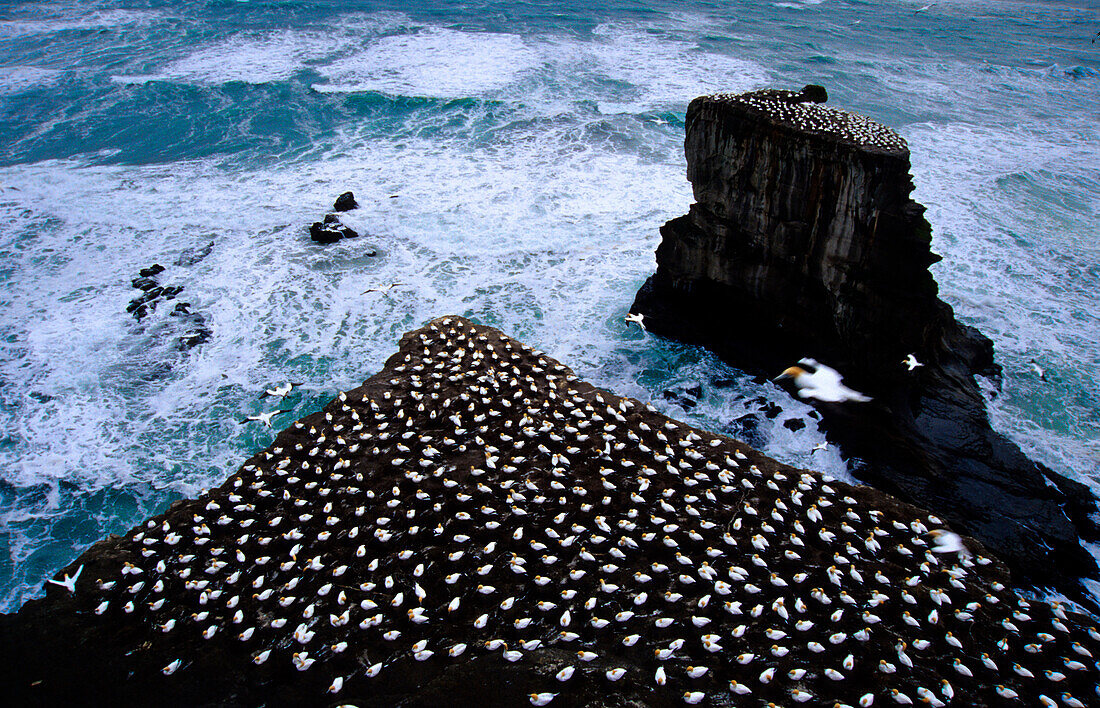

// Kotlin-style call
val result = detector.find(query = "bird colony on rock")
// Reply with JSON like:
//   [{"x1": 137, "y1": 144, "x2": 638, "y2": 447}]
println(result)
[
  {"x1": 47, "y1": 317, "x2": 1100, "y2": 706},
  {"x1": 708, "y1": 89, "x2": 910, "y2": 154}
]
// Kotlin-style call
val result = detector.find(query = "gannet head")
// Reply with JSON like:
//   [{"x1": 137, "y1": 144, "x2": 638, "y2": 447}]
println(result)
[{"x1": 774, "y1": 366, "x2": 806, "y2": 382}]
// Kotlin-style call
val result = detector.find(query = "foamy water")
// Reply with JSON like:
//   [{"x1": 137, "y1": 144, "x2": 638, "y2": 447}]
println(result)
[{"x1": 0, "y1": 0, "x2": 1096, "y2": 610}]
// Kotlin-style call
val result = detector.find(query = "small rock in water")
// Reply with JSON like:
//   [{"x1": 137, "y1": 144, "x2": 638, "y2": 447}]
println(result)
[
  {"x1": 123, "y1": 264, "x2": 210, "y2": 351},
  {"x1": 333, "y1": 191, "x2": 358, "y2": 212},
  {"x1": 310, "y1": 214, "x2": 358, "y2": 243},
  {"x1": 783, "y1": 417, "x2": 806, "y2": 432},
  {"x1": 174, "y1": 242, "x2": 214, "y2": 267}
]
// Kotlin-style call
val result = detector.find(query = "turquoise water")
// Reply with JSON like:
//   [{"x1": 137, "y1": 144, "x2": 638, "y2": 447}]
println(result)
[{"x1": 0, "y1": 0, "x2": 1097, "y2": 611}]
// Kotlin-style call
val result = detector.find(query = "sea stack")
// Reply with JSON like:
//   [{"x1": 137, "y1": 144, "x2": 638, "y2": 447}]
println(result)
[
  {"x1": 631, "y1": 87, "x2": 1099, "y2": 597},
  {"x1": 2, "y1": 316, "x2": 1099, "y2": 706}
]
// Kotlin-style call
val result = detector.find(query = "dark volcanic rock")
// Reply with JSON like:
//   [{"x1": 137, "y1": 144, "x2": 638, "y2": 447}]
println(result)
[
  {"x1": 3, "y1": 316, "x2": 1099, "y2": 707},
  {"x1": 334, "y1": 191, "x2": 358, "y2": 212},
  {"x1": 631, "y1": 87, "x2": 1099, "y2": 597},
  {"x1": 126, "y1": 265, "x2": 210, "y2": 353},
  {"x1": 783, "y1": 418, "x2": 806, "y2": 432},
  {"x1": 310, "y1": 214, "x2": 359, "y2": 243},
  {"x1": 798, "y1": 84, "x2": 828, "y2": 103}
]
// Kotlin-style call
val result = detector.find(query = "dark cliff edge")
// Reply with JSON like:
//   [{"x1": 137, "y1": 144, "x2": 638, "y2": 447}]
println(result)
[
  {"x1": 4, "y1": 316, "x2": 1100, "y2": 707},
  {"x1": 632, "y1": 87, "x2": 1099, "y2": 601}
]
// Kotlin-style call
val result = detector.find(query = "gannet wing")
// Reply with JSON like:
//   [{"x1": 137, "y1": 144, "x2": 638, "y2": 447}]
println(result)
[{"x1": 809, "y1": 363, "x2": 843, "y2": 388}]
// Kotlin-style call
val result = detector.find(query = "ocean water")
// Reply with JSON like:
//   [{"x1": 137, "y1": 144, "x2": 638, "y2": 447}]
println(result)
[{"x1": 0, "y1": 0, "x2": 1097, "y2": 611}]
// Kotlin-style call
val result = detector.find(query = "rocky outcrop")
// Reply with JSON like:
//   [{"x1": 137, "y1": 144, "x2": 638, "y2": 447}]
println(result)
[
  {"x1": 632, "y1": 87, "x2": 1099, "y2": 598},
  {"x1": 3, "y1": 316, "x2": 1100, "y2": 707},
  {"x1": 310, "y1": 213, "x2": 360, "y2": 243},
  {"x1": 334, "y1": 191, "x2": 358, "y2": 212},
  {"x1": 126, "y1": 261, "x2": 211, "y2": 355}
]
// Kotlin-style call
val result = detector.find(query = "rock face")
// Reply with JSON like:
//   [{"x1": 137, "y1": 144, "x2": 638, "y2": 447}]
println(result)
[
  {"x1": 310, "y1": 214, "x2": 359, "y2": 243},
  {"x1": 632, "y1": 87, "x2": 1098, "y2": 597},
  {"x1": 334, "y1": 191, "x2": 358, "y2": 212},
  {"x1": 3, "y1": 316, "x2": 1100, "y2": 707}
]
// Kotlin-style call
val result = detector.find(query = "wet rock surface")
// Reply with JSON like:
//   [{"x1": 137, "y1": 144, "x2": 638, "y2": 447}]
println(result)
[
  {"x1": 631, "y1": 88, "x2": 1099, "y2": 599},
  {"x1": 310, "y1": 213, "x2": 360, "y2": 243},
  {"x1": 126, "y1": 262, "x2": 211, "y2": 354},
  {"x1": 3, "y1": 316, "x2": 1099, "y2": 707},
  {"x1": 334, "y1": 191, "x2": 358, "y2": 212}
]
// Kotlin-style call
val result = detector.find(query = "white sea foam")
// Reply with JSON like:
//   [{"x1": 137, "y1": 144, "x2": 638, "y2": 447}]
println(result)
[
  {"x1": 0, "y1": 8, "x2": 164, "y2": 37},
  {"x1": 561, "y1": 23, "x2": 769, "y2": 113},
  {"x1": 310, "y1": 22, "x2": 767, "y2": 109},
  {"x1": 0, "y1": 66, "x2": 62, "y2": 95},
  {"x1": 113, "y1": 30, "x2": 356, "y2": 86},
  {"x1": 313, "y1": 28, "x2": 538, "y2": 97},
  {"x1": 774, "y1": 0, "x2": 827, "y2": 9}
]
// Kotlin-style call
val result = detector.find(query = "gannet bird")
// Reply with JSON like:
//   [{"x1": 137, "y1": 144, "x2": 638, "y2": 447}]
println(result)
[
  {"x1": 902, "y1": 354, "x2": 923, "y2": 371},
  {"x1": 262, "y1": 382, "x2": 302, "y2": 399},
  {"x1": 240, "y1": 410, "x2": 290, "y2": 428},
  {"x1": 1029, "y1": 359, "x2": 1047, "y2": 382},
  {"x1": 811, "y1": 441, "x2": 829, "y2": 454},
  {"x1": 624, "y1": 313, "x2": 646, "y2": 332},
  {"x1": 775, "y1": 359, "x2": 871, "y2": 403},
  {"x1": 47, "y1": 564, "x2": 83, "y2": 593},
  {"x1": 928, "y1": 530, "x2": 970, "y2": 558},
  {"x1": 914, "y1": 2, "x2": 935, "y2": 13},
  {"x1": 362, "y1": 282, "x2": 405, "y2": 295},
  {"x1": 650, "y1": 117, "x2": 669, "y2": 126}
]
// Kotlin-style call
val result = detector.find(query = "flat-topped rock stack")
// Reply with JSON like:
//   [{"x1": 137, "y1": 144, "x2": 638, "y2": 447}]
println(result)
[
  {"x1": 3, "y1": 317, "x2": 1099, "y2": 707},
  {"x1": 632, "y1": 87, "x2": 1099, "y2": 597},
  {"x1": 705, "y1": 86, "x2": 908, "y2": 153}
]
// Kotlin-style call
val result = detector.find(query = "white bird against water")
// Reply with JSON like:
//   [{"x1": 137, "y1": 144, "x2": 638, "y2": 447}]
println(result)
[
  {"x1": 47, "y1": 564, "x2": 83, "y2": 593},
  {"x1": 903, "y1": 354, "x2": 923, "y2": 371},
  {"x1": 262, "y1": 382, "x2": 302, "y2": 399},
  {"x1": 362, "y1": 282, "x2": 405, "y2": 295},
  {"x1": 241, "y1": 410, "x2": 290, "y2": 428},
  {"x1": 624, "y1": 313, "x2": 646, "y2": 332},
  {"x1": 775, "y1": 359, "x2": 871, "y2": 403}
]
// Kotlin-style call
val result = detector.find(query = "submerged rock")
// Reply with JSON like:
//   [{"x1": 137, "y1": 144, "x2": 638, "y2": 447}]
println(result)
[
  {"x1": 174, "y1": 241, "x2": 214, "y2": 267},
  {"x1": 631, "y1": 87, "x2": 1099, "y2": 596},
  {"x1": 127, "y1": 265, "x2": 180, "y2": 321},
  {"x1": 2, "y1": 316, "x2": 1098, "y2": 707},
  {"x1": 126, "y1": 264, "x2": 210, "y2": 352}
]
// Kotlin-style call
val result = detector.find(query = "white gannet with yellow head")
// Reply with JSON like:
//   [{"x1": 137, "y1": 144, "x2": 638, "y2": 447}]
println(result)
[{"x1": 775, "y1": 358, "x2": 871, "y2": 403}]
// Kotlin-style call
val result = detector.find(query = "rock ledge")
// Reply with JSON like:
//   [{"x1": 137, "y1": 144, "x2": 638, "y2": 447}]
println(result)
[{"x1": 2, "y1": 317, "x2": 1099, "y2": 707}]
